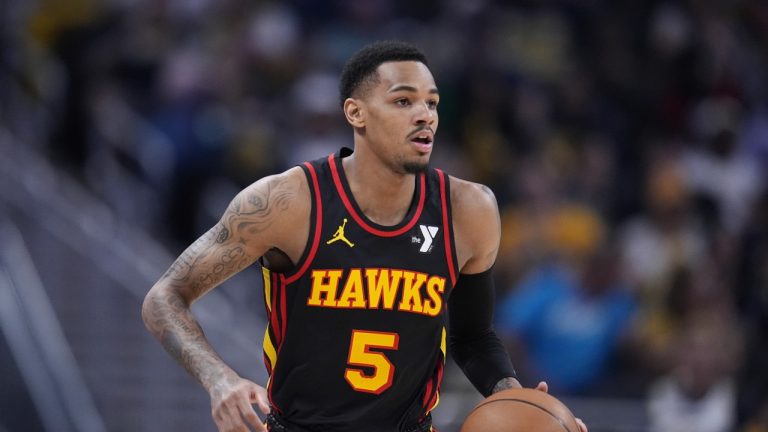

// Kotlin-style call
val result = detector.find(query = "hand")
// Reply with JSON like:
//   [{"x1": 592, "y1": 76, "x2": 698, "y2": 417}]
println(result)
[
  {"x1": 209, "y1": 374, "x2": 270, "y2": 432},
  {"x1": 533, "y1": 381, "x2": 588, "y2": 432}
]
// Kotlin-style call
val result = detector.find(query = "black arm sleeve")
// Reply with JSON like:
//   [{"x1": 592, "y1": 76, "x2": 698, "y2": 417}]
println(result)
[{"x1": 448, "y1": 267, "x2": 516, "y2": 397}]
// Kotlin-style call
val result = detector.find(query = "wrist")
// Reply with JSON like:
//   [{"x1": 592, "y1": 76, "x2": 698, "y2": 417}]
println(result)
[{"x1": 202, "y1": 365, "x2": 239, "y2": 394}]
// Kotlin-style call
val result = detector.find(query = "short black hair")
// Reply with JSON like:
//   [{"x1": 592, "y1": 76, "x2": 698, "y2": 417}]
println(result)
[{"x1": 339, "y1": 40, "x2": 429, "y2": 107}]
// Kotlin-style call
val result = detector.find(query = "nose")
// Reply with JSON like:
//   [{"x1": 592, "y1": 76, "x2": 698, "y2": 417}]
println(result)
[{"x1": 414, "y1": 102, "x2": 436, "y2": 125}]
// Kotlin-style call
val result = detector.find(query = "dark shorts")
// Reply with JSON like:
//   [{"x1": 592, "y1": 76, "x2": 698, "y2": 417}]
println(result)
[{"x1": 265, "y1": 412, "x2": 434, "y2": 432}]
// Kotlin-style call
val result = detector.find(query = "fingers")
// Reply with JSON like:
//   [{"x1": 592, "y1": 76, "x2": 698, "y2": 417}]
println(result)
[
  {"x1": 213, "y1": 402, "x2": 249, "y2": 432},
  {"x1": 213, "y1": 401, "x2": 264, "y2": 432},
  {"x1": 576, "y1": 418, "x2": 589, "y2": 432},
  {"x1": 212, "y1": 381, "x2": 269, "y2": 432},
  {"x1": 250, "y1": 386, "x2": 271, "y2": 414},
  {"x1": 237, "y1": 391, "x2": 266, "y2": 432}
]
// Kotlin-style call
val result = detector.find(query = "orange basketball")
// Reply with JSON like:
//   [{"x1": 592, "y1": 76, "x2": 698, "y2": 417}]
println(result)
[{"x1": 460, "y1": 388, "x2": 580, "y2": 432}]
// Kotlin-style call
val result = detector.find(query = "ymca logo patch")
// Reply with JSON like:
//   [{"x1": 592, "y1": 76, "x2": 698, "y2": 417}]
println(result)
[{"x1": 414, "y1": 225, "x2": 439, "y2": 253}]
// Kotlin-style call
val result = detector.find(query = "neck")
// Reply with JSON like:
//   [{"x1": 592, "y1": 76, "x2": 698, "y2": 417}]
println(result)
[{"x1": 342, "y1": 148, "x2": 417, "y2": 227}]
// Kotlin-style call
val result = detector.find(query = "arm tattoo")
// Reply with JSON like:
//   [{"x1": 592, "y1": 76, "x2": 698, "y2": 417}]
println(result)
[
  {"x1": 145, "y1": 175, "x2": 297, "y2": 389},
  {"x1": 160, "y1": 225, "x2": 250, "y2": 298},
  {"x1": 480, "y1": 184, "x2": 497, "y2": 202},
  {"x1": 492, "y1": 377, "x2": 521, "y2": 394},
  {"x1": 160, "y1": 177, "x2": 295, "y2": 296},
  {"x1": 224, "y1": 177, "x2": 293, "y2": 236},
  {"x1": 144, "y1": 292, "x2": 231, "y2": 389},
  {"x1": 216, "y1": 225, "x2": 230, "y2": 243}
]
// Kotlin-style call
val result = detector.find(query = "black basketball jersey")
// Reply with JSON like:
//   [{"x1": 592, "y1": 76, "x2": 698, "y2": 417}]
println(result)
[{"x1": 260, "y1": 148, "x2": 459, "y2": 432}]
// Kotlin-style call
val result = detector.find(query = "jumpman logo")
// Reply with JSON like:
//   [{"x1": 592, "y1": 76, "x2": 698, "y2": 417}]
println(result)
[{"x1": 327, "y1": 218, "x2": 355, "y2": 247}]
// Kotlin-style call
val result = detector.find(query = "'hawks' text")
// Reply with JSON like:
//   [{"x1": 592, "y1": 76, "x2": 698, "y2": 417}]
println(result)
[{"x1": 308, "y1": 269, "x2": 446, "y2": 316}]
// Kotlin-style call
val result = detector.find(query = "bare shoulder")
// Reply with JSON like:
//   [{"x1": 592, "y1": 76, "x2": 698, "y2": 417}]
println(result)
[
  {"x1": 234, "y1": 166, "x2": 308, "y2": 211},
  {"x1": 449, "y1": 176, "x2": 499, "y2": 216},
  {"x1": 448, "y1": 175, "x2": 500, "y2": 274},
  {"x1": 222, "y1": 166, "x2": 310, "y2": 255}
]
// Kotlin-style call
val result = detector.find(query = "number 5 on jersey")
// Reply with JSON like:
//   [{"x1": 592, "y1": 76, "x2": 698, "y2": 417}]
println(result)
[{"x1": 345, "y1": 330, "x2": 399, "y2": 394}]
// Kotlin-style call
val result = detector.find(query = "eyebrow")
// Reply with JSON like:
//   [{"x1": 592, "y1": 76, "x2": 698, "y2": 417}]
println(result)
[{"x1": 387, "y1": 84, "x2": 440, "y2": 95}]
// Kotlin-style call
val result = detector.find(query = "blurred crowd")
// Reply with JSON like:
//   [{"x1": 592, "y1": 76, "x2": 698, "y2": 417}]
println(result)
[{"x1": 3, "y1": 0, "x2": 768, "y2": 430}]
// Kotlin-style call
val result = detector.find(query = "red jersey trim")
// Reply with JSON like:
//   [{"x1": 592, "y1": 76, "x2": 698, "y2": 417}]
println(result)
[
  {"x1": 267, "y1": 161, "x2": 321, "y2": 415},
  {"x1": 279, "y1": 274, "x2": 288, "y2": 348},
  {"x1": 328, "y1": 153, "x2": 426, "y2": 237},
  {"x1": 270, "y1": 272, "x2": 281, "y2": 346},
  {"x1": 436, "y1": 169, "x2": 457, "y2": 286},
  {"x1": 267, "y1": 274, "x2": 288, "y2": 414},
  {"x1": 266, "y1": 271, "x2": 284, "y2": 413},
  {"x1": 426, "y1": 361, "x2": 444, "y2": 412},
  {"x1": 285, "y1": 162, "x2": 323, "y2": 284}
]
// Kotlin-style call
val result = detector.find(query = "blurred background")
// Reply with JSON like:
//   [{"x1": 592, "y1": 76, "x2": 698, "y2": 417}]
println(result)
[{"x1": 1, "y1": 0, "x2": 767, "y2": 431}]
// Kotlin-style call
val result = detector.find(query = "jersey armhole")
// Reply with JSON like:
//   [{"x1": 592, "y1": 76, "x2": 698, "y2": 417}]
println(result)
[
  {"x1": 281, "y1": 162, "x2": 323, "y2": 284},
  {"x1": 436, "y1": 169, "x2": 459, "y2": 288}
]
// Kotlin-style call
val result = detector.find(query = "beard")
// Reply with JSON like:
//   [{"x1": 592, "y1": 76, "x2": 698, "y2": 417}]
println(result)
[
  {"x1": 374, "y1": 144, "x2": 431, "y2": 175},
  {"x1": 402, "y1": 160, "x2": 429, "y2": 174}
]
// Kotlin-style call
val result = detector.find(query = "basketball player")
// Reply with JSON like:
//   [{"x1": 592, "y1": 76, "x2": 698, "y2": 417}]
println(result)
[{"x1": 142, "y1": 41, "x2": 588, "y2": 432}]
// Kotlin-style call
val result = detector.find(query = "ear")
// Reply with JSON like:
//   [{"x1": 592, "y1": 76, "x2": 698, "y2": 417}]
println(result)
[{"x1": 343, "y1": 98, "x2": 365, "y2": 128}]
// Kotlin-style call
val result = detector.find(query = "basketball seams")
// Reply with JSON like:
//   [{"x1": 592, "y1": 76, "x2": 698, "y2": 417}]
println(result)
[{"x1": 466, "y1": 398, "x2": 574, "y2": 432}]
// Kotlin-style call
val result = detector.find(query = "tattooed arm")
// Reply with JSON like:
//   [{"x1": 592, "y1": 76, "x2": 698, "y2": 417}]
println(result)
[{"x1": 142, "y1": 167, "x2": 309, "y2": 432}]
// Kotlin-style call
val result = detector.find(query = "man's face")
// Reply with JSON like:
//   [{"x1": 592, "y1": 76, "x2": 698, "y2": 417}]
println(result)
[{"x1": 355, "y1": 61, "x2": 439, "y2": 174}]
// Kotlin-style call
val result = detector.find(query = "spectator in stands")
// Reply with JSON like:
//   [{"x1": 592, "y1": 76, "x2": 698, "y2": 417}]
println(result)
[
  {"x1": 619, "y1": 156, "x2": 708, "y2": 373},
  {"x1": 496, "y1": 233, "x2": 636, "y2": 395},
  {"x1": 736, "y1": 191, "x2": 768, "y2": 430},
  {"x1": 647, "y1": 312, "x2": 741, "y2": 432}
]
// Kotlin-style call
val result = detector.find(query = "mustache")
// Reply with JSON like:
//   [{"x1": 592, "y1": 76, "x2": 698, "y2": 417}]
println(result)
[{"x1": 408, "y1": 125, "x2": 434, "y2": 137}]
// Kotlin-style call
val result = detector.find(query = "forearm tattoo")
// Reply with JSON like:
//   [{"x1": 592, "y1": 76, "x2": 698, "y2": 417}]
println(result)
[
  {"x1": 159, "y1": 224, "x2": 247, "y2": 297},
  {"x1": 144, "y1": 176, "x2": 296, "y2": 388},
  {"x1": 144, "y1": 291, "x2": 231, "y2": 389}
]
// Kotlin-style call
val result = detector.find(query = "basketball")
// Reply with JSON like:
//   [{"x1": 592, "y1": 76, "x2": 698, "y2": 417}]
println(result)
[{"x1": 460, "y1": 388, "x2": 580, "y2": 432}]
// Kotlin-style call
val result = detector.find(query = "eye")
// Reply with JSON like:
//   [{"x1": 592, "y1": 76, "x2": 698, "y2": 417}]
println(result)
[
  {"x1": 395, "y1": 98, "x2": 410, "y2": 107},
  {"x1": 427, "y1": 100, "x2": 439, "y2": 109}
]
